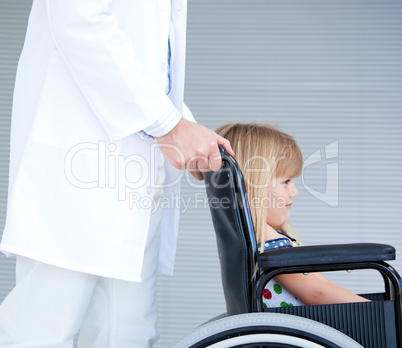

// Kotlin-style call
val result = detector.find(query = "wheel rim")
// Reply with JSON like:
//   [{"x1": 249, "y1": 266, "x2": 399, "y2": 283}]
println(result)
[{"x1": 204, "y1": 333, "x2": 327, "y2": 348}]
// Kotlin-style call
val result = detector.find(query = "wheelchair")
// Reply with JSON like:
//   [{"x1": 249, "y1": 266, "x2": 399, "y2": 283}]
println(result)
[{"x1": 171, "y1": 147, "x2": 402, "y2": 348}]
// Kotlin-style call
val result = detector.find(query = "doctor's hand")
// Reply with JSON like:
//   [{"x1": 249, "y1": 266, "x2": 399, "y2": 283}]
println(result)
[{"x1": 155, "y1": 118, "x2": 234, "y2": 180}]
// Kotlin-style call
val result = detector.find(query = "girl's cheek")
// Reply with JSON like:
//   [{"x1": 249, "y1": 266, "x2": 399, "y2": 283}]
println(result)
[{"x1": 276, "y1": 196, "x2": 287, "y2": 209}]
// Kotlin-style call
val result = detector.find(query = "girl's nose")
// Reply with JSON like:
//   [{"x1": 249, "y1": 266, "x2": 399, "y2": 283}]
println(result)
[{"x1": 290, "y1": 183, "x2": 299, "y2": 198}]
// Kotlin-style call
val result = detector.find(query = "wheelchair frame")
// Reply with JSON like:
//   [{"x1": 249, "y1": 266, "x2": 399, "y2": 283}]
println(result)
[{"x1": 171, "y1": 148, "x2": 402, "y2": 348}]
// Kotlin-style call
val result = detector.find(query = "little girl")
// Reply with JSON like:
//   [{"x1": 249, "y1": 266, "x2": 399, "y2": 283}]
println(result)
[{"x1": 216, "y1": 123, "x2": 369, "y2": 308}]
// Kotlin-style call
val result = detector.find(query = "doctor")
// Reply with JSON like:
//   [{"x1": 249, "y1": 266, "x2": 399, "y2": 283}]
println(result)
[{"x1": 0, "y1": 0, "x2": 233, "y2": 347}]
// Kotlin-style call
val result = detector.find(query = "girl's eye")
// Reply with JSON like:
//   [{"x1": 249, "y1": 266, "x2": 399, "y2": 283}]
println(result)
[{"x1": 283, "y1": 179, "x2": 291, "y2": 185}]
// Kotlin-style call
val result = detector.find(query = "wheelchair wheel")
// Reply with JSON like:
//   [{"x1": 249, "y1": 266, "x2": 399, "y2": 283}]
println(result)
[{"x1": 170, "y1": 313, "x2": 362, "y2": 348}]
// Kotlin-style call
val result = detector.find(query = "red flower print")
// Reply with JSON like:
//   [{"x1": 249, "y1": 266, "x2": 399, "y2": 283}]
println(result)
[{"x1": 263, "y1": 289, "x2": 272, "y2": 300}]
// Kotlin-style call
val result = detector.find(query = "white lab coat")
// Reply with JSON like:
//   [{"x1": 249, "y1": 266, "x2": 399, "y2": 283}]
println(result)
[{"x1": 1, "y1": 0, "x2": 194, "y2": 281}]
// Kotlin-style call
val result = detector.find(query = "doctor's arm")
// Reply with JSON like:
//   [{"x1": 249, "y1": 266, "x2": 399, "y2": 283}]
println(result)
[
  {"x1": 45, "y1": 0, "x2": 183, "y2": 140},
  {"x1": 45, "y1": 0, "x2": 233, "y2": 176}
]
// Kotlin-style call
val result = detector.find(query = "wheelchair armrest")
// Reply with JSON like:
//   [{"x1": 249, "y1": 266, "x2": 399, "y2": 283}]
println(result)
[{"x1": 257, "y1": 243, "x2": 395, "y2": 269}]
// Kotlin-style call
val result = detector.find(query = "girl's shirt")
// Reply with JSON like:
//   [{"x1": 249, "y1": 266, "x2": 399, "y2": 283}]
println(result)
[{"x1": 259, "y1": 231, "x2": 305, "y2": 308}]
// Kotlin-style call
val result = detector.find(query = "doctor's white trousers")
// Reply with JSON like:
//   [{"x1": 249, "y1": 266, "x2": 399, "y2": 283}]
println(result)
[
  {"x1": 0, "y1": 156, "x2": 166, "y2": 348},
  {"x1": 0, "y1": 202, "x2": 163, "y2": 348}
]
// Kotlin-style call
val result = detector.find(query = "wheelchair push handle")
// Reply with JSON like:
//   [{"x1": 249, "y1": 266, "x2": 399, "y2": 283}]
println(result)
[{"x1": 218, "y1": 145, "x2": 236, "y2": 166}]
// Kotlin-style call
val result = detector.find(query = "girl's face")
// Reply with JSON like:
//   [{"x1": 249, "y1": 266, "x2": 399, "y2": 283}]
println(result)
[{"x1": 266, "y1": 176, "x2": 299, "y2": 227}]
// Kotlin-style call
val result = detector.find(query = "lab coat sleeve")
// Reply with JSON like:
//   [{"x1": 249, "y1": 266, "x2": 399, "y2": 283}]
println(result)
[
  {"x1": 142, "y1": 107, "x2": 183, "y2": 138},
  {"x1": 45, "y1": 0, "x2": 181, "y2": 141},
  {"x1": 141, "y1": 103, "x2": 195, "y2": 138}
]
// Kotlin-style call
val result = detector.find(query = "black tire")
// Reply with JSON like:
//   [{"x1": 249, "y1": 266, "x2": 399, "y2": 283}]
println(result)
[{"x1": 170, "y1": 313, "x2": 362, "y2": 348}]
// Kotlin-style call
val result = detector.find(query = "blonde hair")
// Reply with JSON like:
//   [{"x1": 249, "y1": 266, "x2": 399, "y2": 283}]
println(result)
[{"x1": 216, "y1": 123, "x2": 303, "y2": 248}]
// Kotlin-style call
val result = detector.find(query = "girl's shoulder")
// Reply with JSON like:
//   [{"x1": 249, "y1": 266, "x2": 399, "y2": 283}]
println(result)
[
  {"x1": 258, "y1": 237, "x2": 292, "y2": 252},
  {"x1": 276, "y1": 230, "x2": 302, "y2": 247},
  {"x1": 258, "y1": 230, "x2": 302, "y2": 253}
]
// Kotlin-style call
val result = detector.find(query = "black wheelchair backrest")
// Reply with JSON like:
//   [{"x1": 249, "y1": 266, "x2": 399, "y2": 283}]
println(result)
[{"x1": 204, "y1": 147, "x2": 257, "y2": 315}]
